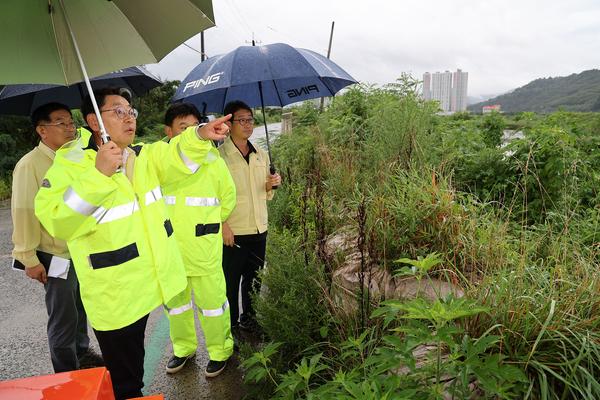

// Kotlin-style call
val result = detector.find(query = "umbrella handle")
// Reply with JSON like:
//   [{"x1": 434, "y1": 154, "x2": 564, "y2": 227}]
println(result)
[{"x1": 269, "y1": 164, "x2": 279, "y2": 190}]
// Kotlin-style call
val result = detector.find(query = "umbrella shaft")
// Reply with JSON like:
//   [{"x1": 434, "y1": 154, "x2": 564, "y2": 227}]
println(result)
[
  {"x1": 257, "y1": 81, "x2": 274, "y2": 164},
  {"x1": 59, "y1": 0, "x2": 110, "y2": 144}
]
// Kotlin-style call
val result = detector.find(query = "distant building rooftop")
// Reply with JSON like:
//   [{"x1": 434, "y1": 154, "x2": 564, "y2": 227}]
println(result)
[{"x1": 482, "y1": 105, "x2": 501, "y2": 114}]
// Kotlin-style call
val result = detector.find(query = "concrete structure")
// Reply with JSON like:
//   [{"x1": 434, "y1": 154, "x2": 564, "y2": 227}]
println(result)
[
  {"x1": 422, "y1": 69, "x2": 469, "y2": 112},
  {"x1": 451, "y1": 69, "x2": 468, "y2": 112},
  {"x1": 431, "y1": 71, "x2": 453, "y2": 112},
  {"x1": 422, "y1": 72, "x2": 431, "y2": 100},
  {"x1": 281, "y1": 112, "x2": 293, "y2": 134}
]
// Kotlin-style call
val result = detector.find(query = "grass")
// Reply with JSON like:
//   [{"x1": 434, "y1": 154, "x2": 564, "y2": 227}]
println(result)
[{"x1": 247, "y1": 84, "x2": 600, "y2": 399}]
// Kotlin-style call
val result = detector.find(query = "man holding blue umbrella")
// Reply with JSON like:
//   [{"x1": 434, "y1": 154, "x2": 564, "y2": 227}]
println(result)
[{"x1": 219, "y1": 100, "x2": 281, "y2": 332}]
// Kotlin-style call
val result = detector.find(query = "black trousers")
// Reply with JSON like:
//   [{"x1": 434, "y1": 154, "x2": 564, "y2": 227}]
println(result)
[
  {"x1": 44, "y1": 265, "x2": 89, "y2": 372},
  {"x1": 222, "y1": 232, "x2": 267, "y2": 327},
  {"x1": 93, "y1": 314, "x2": 148, "y2": 400}
]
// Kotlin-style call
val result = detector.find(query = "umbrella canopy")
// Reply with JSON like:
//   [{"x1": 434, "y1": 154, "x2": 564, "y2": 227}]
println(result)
[
  {"x1": 172, "y1": 42, "x2": 357, "y2": 113},
  {"x1": 0, "y1": 0, "x2": 214, "y2": 142},
  {"x1": 0, "y1": 0, "x2": 214, "y2": 85},
  {"x1": 0, "y1": 66, "x2": 162, "y2": 116}
]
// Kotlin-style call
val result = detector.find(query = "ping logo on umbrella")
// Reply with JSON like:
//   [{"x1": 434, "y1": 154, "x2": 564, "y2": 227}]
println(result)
[
  {"x1": 286, "y1": 84, "x2": 319, "y2": 98},
  {"x1": 183, "y1": 72, "x2": 224, "y2": 92}
]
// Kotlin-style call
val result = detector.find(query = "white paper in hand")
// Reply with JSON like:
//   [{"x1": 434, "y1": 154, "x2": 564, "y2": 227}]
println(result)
[{"x1": 48, "y1": 256, "x2": 70, "y2": 279}]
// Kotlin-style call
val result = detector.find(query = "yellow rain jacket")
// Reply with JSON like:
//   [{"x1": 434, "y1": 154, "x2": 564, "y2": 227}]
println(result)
[
  {"x1": 35, "y1": 127, "x2": 213, "y2": 331},
  {"x1": 162, "y1": 148, "x2": 236, "y2": 275}
]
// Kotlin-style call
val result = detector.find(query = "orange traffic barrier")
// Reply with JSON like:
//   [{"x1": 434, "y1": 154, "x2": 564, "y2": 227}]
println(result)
[{"x1": 0, "y1": 367, "x2": 115, "y2": 400}]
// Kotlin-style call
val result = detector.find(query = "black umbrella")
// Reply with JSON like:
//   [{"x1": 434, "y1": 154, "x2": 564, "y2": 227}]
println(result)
[{"x1": 0, "y1": 66, "x2": 162, "y2": 116}]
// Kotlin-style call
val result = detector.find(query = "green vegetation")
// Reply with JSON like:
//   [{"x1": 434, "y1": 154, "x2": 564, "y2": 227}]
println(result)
[
  {"x1": 132, "y1": 80, "x2": 180, "y2": 142},
  {"x1": 469, "y1": 69, "x2": 600, "y2": 113},
  {"x1": 0, "y1": 114, "x2": 34, "y2": 199},
  {"x1": 1, "y1": 78, "x2": 599, "y2": 398},
  {"x1": 245, "y1": 80, "x2": 600, "y2": 399}
]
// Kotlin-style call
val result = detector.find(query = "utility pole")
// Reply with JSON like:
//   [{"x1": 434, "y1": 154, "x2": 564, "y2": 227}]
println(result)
[
  {"x1": 320, "y1": 21, "x2": 335, "y2": 111},
  {"x1": 200, "y1": 31, "x2": 206, "y2": 61},
  {"x1": 326, "y1": 21, "x2": 335, "y2": 59},
  {"x1": 246, "y1": 33, "x2": 261, "y2": 47}
]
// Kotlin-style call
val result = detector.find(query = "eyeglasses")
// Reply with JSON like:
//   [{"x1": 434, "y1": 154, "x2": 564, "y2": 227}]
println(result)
[
  {"x1": 232, "y1": 117, "x2": 255, "y2": 125},
  {"x1": 101, "y1": 106, "x2": 138, "y2": 120},
  {"x1": 39, "y1": 120, "x2": 77, "y2": 129}
]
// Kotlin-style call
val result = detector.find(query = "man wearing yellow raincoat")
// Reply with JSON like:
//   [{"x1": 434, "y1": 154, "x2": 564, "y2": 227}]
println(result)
[
  {"x1": 35, "y1": 88, "x2": 230, "y2": 400},
  {"x1": 161, "y1": 103, "x2": 236, "y2": 378}
]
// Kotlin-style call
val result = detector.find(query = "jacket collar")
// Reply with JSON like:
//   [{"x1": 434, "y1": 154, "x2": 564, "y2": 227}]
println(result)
[
  {"x1": 37, "y1": 140, "x2": 56, "y2": 161},
  {"x1": 80, "y1": 127, "x2": 99, "y2": 151},
  {"x1": 223, "y1": 136, "x2": 257, "y2": 158}
]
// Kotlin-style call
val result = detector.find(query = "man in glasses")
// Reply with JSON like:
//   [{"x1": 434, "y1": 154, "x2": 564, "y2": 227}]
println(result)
[
  {"x1": 219, "y1": 101, "x2": 281, "y2": 334},
  {"x1": 11, "y1": 102, "x2": 98, "y2": 373},
  {"x1": 34, "y1": 88, "x2": 230, "y2": 400}
]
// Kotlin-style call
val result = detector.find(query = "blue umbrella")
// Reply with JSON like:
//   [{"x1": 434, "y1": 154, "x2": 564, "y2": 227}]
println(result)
[
  {"x1": 172, "y1": 42, "x2": 357, "y2": 177},
  {"x1": 173, "y1": 42, "x2": 356, "y2": 112},
  {"x1": 0, "y1": 66, "x2": 162, "y2": 116}
]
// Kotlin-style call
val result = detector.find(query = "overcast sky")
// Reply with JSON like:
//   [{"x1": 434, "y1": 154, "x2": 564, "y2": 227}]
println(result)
[{"x1": 146, "y1": 0, "x2": 600, "y2": 100}]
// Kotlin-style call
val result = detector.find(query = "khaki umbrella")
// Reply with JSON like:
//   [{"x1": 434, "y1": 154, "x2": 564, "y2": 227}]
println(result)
[{"x1": 0, "y1": 0, "x2": 214, "y2": 142}]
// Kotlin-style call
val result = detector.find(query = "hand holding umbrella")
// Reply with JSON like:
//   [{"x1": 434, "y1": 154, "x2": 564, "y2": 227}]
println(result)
[
  {"x1": 96, "y1": 141, "x2": 125, "y2": 177},
  {"x1": 266, "y1": 172, "x2": 282, "y2": 192}
]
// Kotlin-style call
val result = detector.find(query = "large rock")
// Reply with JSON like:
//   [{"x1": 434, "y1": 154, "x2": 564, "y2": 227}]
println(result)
[
  {"x1": 326, "y1": 228, "x2": 464, "y2": 313},
  {"x1": 326, "y1": 228, "x2": 480, "y2": 399}
]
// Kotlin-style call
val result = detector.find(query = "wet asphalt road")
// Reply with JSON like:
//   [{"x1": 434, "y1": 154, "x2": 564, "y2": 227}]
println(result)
[{"x1": 0, "y1": 200, "x2": 245, "y2": 399}]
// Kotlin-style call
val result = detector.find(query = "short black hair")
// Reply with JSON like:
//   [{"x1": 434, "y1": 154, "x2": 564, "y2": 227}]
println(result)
[
  {"x1": 31, "y1": 102, "x2": 71, "y2": 127},
  {"x1": 81, "y1": 87, "x2": 132, "y2": 120},
  {"x1": 164, "y1": 103, "x2": 202, "y2": 127},
  {"x1": 223, "y1": 100, "x2": 253, "y2": 117}
]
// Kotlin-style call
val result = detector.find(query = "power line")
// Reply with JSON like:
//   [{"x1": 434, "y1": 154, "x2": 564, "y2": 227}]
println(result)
[
  {"x1": 224, "y1": 0, "x2": 254, "y2": 36},
  {"x1": 265, "y1": 24, "x2": 326, "y2": 53},
  {"x1": 214, "y1": 3, "x2": 250, "y2": 45},
  {"x1": 182, "y1": 42, "x2": 209, "y2": 59}
]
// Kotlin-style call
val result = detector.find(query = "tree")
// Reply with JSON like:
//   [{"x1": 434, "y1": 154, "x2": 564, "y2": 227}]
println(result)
[
  {"x1": 132, "y1": 80, "x2": 180, "y2": 138},
  {"x1": 481, "y1": 111, "x2": 505, "y2": 147},
  {"x1": 0, "y1": 114, "x2": 36, "y2": 176}
]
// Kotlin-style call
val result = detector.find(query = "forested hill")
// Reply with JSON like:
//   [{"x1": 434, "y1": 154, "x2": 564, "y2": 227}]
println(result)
[{"x1": 468, "y1": 69, "x2": 600, "y2": 113}]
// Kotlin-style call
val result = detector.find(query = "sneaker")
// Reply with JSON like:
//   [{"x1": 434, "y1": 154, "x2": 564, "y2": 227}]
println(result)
[
  {"x1": 205, "y1": 359, "x2": 227, "y2": 377},
  {"x1": 78, "y1": 350, "x2": 104, "y2": 369},
  {"x1": 166, "y1": 354, "x2": 194, "y2": 374}
]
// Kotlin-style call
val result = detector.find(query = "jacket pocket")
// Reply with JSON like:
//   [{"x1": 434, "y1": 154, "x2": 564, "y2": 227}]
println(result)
[{"x1": 89, "y1": 242, "x2": 139, "y2": 269}]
